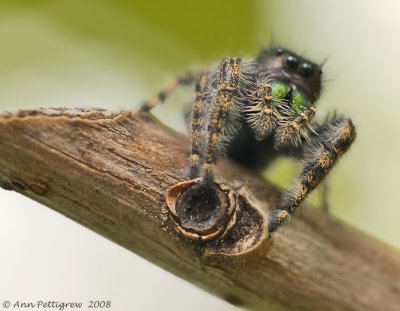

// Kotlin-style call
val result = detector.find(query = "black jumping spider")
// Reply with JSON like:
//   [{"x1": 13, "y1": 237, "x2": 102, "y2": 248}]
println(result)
[{"x1": 142, "y1": 47, "x2": 356, "y2": 234}]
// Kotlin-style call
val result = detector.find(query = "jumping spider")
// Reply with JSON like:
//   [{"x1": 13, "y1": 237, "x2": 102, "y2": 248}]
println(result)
[{"x1": 142, "y1": 47, "x2": 356, "y2": 235}]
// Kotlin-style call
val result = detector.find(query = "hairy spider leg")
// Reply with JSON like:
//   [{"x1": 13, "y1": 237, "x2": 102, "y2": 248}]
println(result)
[
  {"x1": 268, "y1": 116, "x2": 356, "y2": 232},
  {"x1": 245, "y1": 77, "x2": 278, "y2": 140},
  {"x1": 201, "y1": 58, "x2": 243, "y2": 185},
  {"x1": 140, "y1": 72, "x2": 197, "y2": 111},
  {"x1": 274, "y1": 105, "x2": 316, "y2": 148},
  {"x1": 190, "y1": 72, "x2": 209, "y2": 178}
]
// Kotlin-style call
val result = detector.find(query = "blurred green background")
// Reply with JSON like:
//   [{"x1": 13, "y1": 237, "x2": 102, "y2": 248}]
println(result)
[{"x1": 0, "y1": 1, "x2": 399, "y2": 310}]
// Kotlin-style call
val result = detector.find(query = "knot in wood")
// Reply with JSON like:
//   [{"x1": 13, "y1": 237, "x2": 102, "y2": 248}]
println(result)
[{"x1": 166, "y1": 178, "x2": 238, "y2": 241}]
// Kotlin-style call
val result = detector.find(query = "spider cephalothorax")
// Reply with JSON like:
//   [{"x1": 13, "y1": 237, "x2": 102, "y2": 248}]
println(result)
[{"x1": 142, "y1": 47, "x2": 356, "y2": 237}]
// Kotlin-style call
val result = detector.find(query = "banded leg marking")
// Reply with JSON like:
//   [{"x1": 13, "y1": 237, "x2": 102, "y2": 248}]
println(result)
[
  {"x1": 190, "y1": 73, "x2": 209, "y2": 178},
  {"x1": 275, "y1": 106, "x2": 316, "y2": 148},
  {"x1": 269, "y1": 117, "x2": 356, "y2": 232},
  {"x1": 203, "y1": 58, "x2": 242, "y2": 185},
  {"x1": 141, "y1": 72, "x2": 197, "y2": 111}
]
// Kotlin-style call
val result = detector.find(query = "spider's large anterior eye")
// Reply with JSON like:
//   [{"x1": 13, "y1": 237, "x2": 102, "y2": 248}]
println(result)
[
  {"x1": 285, "y1": 55, "x2": 298, "y2": 69},
  {"x1": 300, "y1": 62, "x2": 314, "y2": 77}
]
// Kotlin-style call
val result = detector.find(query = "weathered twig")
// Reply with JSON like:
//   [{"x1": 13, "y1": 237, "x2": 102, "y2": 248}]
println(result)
[{"x1": 0, "y1": 108, "x2": 399, "y2": 311}]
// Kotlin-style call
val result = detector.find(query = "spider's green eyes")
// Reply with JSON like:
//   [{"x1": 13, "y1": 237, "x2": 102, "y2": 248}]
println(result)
[{"x1": 286, "y1": 55, "x2": 298, "y2": 69}]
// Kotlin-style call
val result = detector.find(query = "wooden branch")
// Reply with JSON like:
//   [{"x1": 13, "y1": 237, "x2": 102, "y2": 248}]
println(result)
[{"x1": 0, "y1": 108, "x2": 399, "y2": 311}]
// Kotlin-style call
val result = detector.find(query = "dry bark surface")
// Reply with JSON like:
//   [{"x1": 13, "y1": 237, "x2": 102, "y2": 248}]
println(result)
[{"x1": 0, "y1": 108, "x2": 399, "y2": 311}]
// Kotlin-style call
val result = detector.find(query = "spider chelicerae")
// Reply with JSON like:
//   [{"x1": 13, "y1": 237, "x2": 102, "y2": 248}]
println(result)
[{"x1": 141, "y1": 47, "x2": 356, "y2": 234}]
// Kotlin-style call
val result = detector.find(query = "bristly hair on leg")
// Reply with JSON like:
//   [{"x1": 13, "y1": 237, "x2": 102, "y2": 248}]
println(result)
[
  {"x1": 189, "y1": 72, "x2": 210, "y2": 179},
  {"x1": 200, "y1": 58, "x2": 258, "y2": 185},
  {"x1": 245, "y1": 75, "x2": 282, "y2": 140},
  {"x1": 269, "y1": 115, "x2": 356, "y2": 232}
]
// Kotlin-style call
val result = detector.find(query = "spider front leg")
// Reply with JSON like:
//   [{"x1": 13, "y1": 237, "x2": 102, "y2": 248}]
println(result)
[
  {"x1": 268, "y1": 116, "x2": 356, "y2": 233},
  {"x1": 165, "y1": 58, "x2": 251, "y2": 241},
  {"x1": 190, "y1": 72, "x2": 209, "y2": 178},
  {"x1": 200, "y1": 58, "x2": 245, "y2": 185}
]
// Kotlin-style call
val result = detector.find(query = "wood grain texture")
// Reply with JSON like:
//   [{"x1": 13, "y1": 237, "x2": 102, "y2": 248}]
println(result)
[{"x1": 0, "y1": 108, "x2": 399, "y2": 311}]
